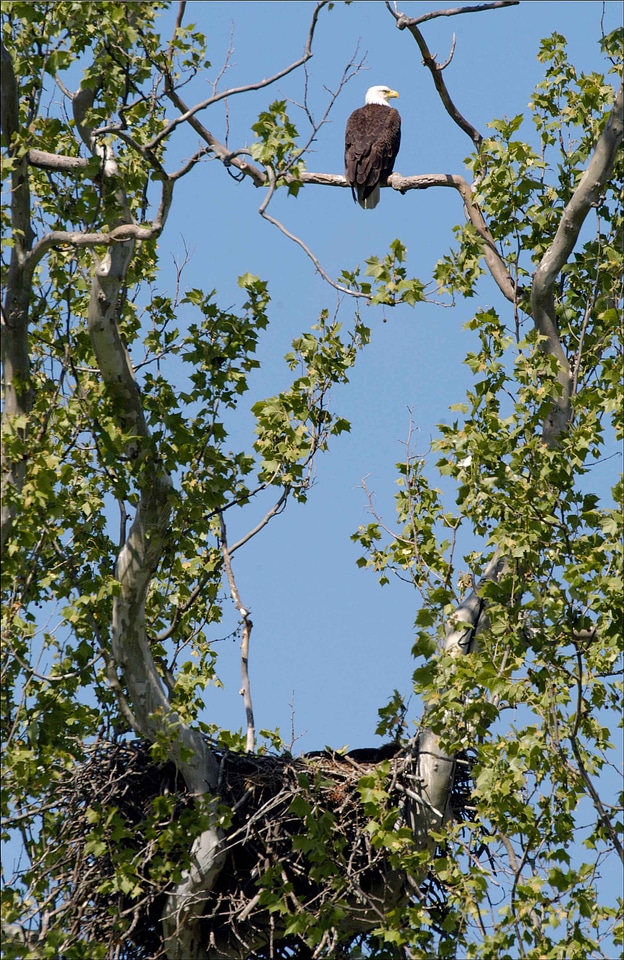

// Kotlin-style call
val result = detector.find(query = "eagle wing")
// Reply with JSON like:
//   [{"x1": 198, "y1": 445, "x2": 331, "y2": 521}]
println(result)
[{"x1": 345, "y1": 104, "x2": 401, "y2": 204}]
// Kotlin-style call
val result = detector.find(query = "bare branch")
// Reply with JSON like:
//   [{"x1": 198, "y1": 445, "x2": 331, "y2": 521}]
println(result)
[
  {"x1": 283, "y1": 46, "x2": 367, "y2": 178},
  {"x1": 256, "y1": 167, "x2": 368, "y2": 298},
  {"x1": 229, "y1": 487, "x2": 290, "y2": 555},
  {"x1": 27, "y1": 149, "x2": 91, "y2": 172},
  {"x1": 439, "y1": 33, "x2": 457, "y2": 71},
  {"x1": 569, "y1": 736, "x2": 624, "y2": 863},
  {"x1": 163, "y1": 83, "x2": 267, "y2": 187},
  {"x1": 389, "y1": 172, "x2": 518, "y2": 301},
  {"x1": 291, "y1": 170, "x2": 518, "y2": 303},
  {"x1": 259, "y1": 201, "x2": 372, "y2": 301},
  {"x1": 167, "y1": 1, "x2": 187, "y2": 62},
  {"x1": 219, "y1": 514, "x2": 256, "y2": 754},
  {"x1": 391, "y1": 10, "x2": 487, "y2": 148},
  {"x1": 157, "y1": 1, "x2": 329, "y2": 153},
  {"x1": 389, "y1": 0, "x2": 519, "y2": 27}
]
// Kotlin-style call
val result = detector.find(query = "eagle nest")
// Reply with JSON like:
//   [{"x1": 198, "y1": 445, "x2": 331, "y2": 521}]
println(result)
[{"x1": 26, "y1": 738, "x2": 475, "y2": 959}]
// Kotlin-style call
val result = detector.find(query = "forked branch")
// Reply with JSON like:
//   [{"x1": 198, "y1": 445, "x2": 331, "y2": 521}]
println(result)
[{"x1": 387, "y1": 2, "x2": 518, "y2": 148}]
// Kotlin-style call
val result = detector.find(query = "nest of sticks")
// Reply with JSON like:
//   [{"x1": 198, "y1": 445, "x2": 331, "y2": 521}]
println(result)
[{"x1": 23, "y1": 737, "x2": 474, "y2": 958}]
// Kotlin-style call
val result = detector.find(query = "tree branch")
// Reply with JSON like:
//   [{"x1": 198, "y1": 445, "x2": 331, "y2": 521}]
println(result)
[
  {"x1": 259, "y1": 197, "x2": 373, "y2": 301},
  {"x1": 1, "y1": 40, "x2": 34, "y2": 550},
  {"x1": 24, "y1": 154, "x2": 518, "y2": 311},
  {"x1": 532, "y1": 82, "x2": 623, "y2": 447},
  {"x1": 219, "y1": 513, "x2": 256, "y2": 754},
  {"x1": 389, "y1": 172, "x2": 518, "y2": 301},
  {"x1": 157, "y1": 0, "x2": 328, "y2": 171},
  {"x1": 389, "y1": 0, "x2": 519, "y2": 27},
  {"x1": 281, "y1": 171, "x2": 517, "y2": 304},
  {"x1": 413, "y1": 553, "x2": 506, "y2": 851},
  {"x1": 389, "y1": 6, "x2": 498, "y2": 148},
  {"x1": 163, "y1": 82, "x2": 268, "y2": 186},
  {"x1": 229, "y1": 487, "x2": 290, "y2": 555},
  {"x1": 27, "y1": 210, "x2": 170, "y2": 273},
  {"x1": 27, "y1": 148, "x2": 91, "y2": 172},
  {"x1": 569, "y1": 734, "x2": 624, "y2": 864}
]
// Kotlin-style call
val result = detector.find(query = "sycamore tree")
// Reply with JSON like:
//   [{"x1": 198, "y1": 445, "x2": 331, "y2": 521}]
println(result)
[{"x1": 1, "y1": 2, "x2": 622, "y2": 958}]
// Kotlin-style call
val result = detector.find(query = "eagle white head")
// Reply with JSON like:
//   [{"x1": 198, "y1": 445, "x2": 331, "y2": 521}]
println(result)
[{"x1": 365, "y1": 85, "x2": 400, "y2": 106}]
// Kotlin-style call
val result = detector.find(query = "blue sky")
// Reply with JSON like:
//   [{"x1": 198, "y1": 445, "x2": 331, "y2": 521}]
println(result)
[{"x1": 146, "y1": 1, "x2": 621, "y2": 753}]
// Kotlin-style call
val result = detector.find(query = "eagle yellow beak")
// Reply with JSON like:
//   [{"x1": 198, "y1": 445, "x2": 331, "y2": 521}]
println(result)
[{"x1": 387, "y1": 89, "x2": 400, "y2": 99}]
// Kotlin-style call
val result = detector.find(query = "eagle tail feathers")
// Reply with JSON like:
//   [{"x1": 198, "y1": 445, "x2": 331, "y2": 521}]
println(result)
[{"x1": 358, "y1": 184, "x2": 380, "y2": 209}]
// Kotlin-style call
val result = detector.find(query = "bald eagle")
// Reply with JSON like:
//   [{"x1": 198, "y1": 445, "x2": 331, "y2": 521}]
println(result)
[{"x1": 344, "y1": 86, "x2": 401, "y2": 209}]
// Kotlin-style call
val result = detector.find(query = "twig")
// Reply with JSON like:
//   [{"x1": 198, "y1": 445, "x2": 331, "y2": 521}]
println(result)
[
  {"x1": 259, "y1": 203, "x2": 370, "y2": 301},
  {"x1": 298, "y1": 170, "x2": 518, "y2": 303},
  {"x1": 167, "y1": 1, "x2": 187, "y2": 64},
  {"x1": 257, "y1": 165, "x2": 371, "y2": 298},
  {"x1": 439, "y1": 33, "x2": 457, "y2": 71},
  {"x1": 568, "y1": 647, "x2": 624, "y2": 863},
  {"x1": 282, "y1": 46, "x2": 366, "y2": 178},
  {"x1": 229, "y1": 487, "x2": 290, "y2": 555}
]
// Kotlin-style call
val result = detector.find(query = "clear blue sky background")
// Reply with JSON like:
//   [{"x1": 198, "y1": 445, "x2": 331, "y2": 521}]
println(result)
[{"x1": 145, "y1": 0, "x2": 622, "y2": 754}]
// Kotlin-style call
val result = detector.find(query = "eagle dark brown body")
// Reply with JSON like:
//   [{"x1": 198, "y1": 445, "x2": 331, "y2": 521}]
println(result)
[{"x1": 345, "y1": 87, "x2": 401, "y2": 209}]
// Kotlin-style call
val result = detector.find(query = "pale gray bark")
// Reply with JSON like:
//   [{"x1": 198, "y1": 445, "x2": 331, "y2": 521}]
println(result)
[
  {"x1": 533, "y1": 82, "x2": 623, "y2": 447},
  {"x1": 412, "y1": 554, "x2": 506, "y2": 855},
  {"x1": 63, "y1": 83, "x2": 226, "y2": 960},
  {"x1": 112, "y1": 469, "x2": 224, "y2": 960},
  {"x1": 1, "y1": 40, "x2": 34, "y2": 550}
]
